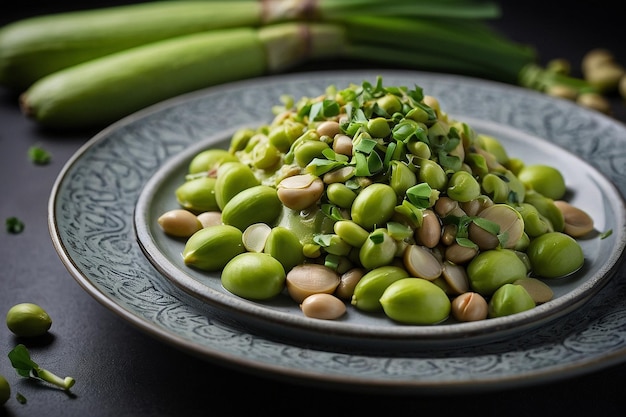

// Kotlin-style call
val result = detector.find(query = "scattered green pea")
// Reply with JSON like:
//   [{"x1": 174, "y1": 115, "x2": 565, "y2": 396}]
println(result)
[{"x1": 6, "y1": 303, "x2": 52, "y2": 337}]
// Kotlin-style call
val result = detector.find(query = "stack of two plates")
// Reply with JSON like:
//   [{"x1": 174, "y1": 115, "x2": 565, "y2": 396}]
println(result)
[{"x1": 49, "y1": 70, "x2": 626, "y2": 393}]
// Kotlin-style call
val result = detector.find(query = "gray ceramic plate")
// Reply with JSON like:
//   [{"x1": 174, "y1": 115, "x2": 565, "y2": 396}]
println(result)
[{"x1": 50, "y1": 70, "x2": 626, "y2": 393}]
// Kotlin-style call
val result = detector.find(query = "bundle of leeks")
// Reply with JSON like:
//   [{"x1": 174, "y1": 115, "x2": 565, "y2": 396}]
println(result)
[{"x1": 0, "y1": 0, "x2": 599, "y2": 130}]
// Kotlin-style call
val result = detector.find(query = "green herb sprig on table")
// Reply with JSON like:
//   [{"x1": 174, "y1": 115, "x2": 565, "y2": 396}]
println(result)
[
  {"x1": 8, "y1": 344, "x2": 75, "y2": 391},
  {"x1": 27, "y1": 145, "x2": 51, "y2": 165},
  {"x1": 5, "y1": 217, "x2": 24, "y2": 234}
]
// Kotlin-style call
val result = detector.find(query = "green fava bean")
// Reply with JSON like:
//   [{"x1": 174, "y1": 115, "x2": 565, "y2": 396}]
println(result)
[
  {"x1": 215, "y1": 161, "x2": 260, "y2": 210},
  {"x1": 389, "y1": 161, "x2": 417, "y2": 197},
  {"x1": 6, "y1": 303, "x2": 52, "y2": 337},
  {"x1": 251, "y1": 141, "x2": 281, "y2": 170},
  {"x1": 269, "y1": 121, "x2": 305, "y2": 152},
  {"x1": 418, "y1": 159, "x2": 448, "y2": 190},
  {"x1": 517, "y1": 164, "x2": 566, "y2": 200},
  {"x1": 326, "y1": 183, "x2": 357, "y2": 209},
  {"x1": 334, "y1": 220, "x2": 369, "y2": 248},
  {"x1": 367, "y1": 117, "x2": 391, "y2": 138},
  {"x1": 376, "y1": 94, "x2": 402, "y2": 115},
  {"x1": 175, "y1": 176, "x2": 219, "y2": 212},
  {"x1": 478, "y1": 134, "x2": 509, "y2": 164},
  {"x1": 294, "y1": 140, "x2": 329, "y2": 168},
  {"x1": 264, "y1": 226, "x2": 305, "y2": 272},
  {"x1": 221, "y1": 185, "x2": 282, "y2": 231},
  {"x1": 359, "y1": 229, "x2": 397, "y2": 270},
  {"x1": 467, "y1": 249, "x2": 528, "y2": 296},
  {"x1": 524, "y1": 191, "x2": 564, "y2": 232},
  {"x1": 183, "y1": 225, "x2": 245, "y2": 271},
  {"x1": 229, "y1": 128, "x2": 256, "y2": 153},
  {"x1": 488, "y1": 283, "x2": 536, "y2": 318},
  {"x1": 526, "y1": 231, "x2": 584, "y2": 278},
  {"x1": 446, "y1": 170, "x2": 481, "y2": 202},
  {"x1": 188, "y1": 148, "x2": 239, "y2": 174},
  {"x1": 351, "y1": 183, "x2": 397, "y2": 230},
  {"x1": 481, "y1": 173, "x2": 510, "y2": 203},
  {"x1": 516, "y1": 203, "x2": 551, "y2": 237},
  {"x1": 351, "y1": 265, "x2": 409, "y2": 312},
  {"x1": 379, "y1": 278, "x2": 451, "y2": 325},
  {"x1": 221, "y1": 252, "x2": 286, "y2": 300}
]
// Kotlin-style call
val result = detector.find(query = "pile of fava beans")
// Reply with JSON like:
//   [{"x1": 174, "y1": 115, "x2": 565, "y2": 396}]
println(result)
[{"x1": 157, "y1": 77, "x2": 595, "y2": 325}]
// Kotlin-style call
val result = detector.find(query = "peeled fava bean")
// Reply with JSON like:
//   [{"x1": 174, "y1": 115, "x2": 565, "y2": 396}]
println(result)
[
  {"x1": 553, "y1": 200, "x2": 594, "y2": 237},
  {"x1": 335, "y1": 268, "x2": 366, "y2": 300},
  {"x1": 158, "y1": 209, "x2": 203, "y2": 238},
  {"x1": 403, "y1": 244, "x2": 443, "y2": 280},
  {"x1": 526, "y1": 232, "x2": 584, "y2": 278},
  {"x1": 513, "y1": 277, "x2": 554, "y2": 304},
  {"x1": 414, "y1": 209, "x2": 440, "y2": 248},
  {"x1": 183, "y1": 225, "x2": 245, "y2": 271},
  {"x1": 6, "y1": 302, "x2": 52, "y2": 337},
  {"x1": 277, "y1": 173, "x2": 325, "y2": 211},
  {"x1": 488, "y1": 284, "x2": 536, "y2": 318},
  {"x1": 451, "y1": 292, "x2": 488, "y2": 322},
  {"x1": 286, "y1": 264, "x2": 340, "y2": 303},
  {"x1": 221, "y1": 252, "x2": 286, "y2": 300},
  {"x1": 300, "y1": 293, "x2": 346, "y2": 320},
  {"x1": 468, "y1": 204, "x2": 524, "y2": 250},
  {"x1": 196, "y1": 211, "x2": 222, "y2": 228},
  {"x1": 379, "y1": 278, "x2": 451, "y2": 325}
]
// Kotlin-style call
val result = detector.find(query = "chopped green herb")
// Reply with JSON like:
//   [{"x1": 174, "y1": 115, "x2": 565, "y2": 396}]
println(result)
[
  {"x1": 28, "y1": 145, "x2": 52, "y2": 165},
  {"x1": 16, "y1": 392, "x2": 27, "y2": 404},
  {"x1": 600, "y1": 229, "x2": 613, "y2": 239},
  {"x1": 406, "y1": 183, "x2": 433, "y2": 208},
  {"x1": 6, "y1": 217, "x2": 24, "y2": 234},
  {"x1": 8, "y1": 344, "x2": 75, "y2": 391}
]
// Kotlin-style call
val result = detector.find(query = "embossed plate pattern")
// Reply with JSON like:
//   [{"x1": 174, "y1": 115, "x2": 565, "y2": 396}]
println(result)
[{"x1": 49, "y1": 70, "x2": 626, "y2": 393}]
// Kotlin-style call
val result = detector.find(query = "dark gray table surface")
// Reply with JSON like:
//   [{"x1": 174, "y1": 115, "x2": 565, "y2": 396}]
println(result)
[{"x1": 1, "y1": 2, "x2": 625, "y2": 416}]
